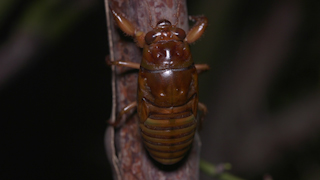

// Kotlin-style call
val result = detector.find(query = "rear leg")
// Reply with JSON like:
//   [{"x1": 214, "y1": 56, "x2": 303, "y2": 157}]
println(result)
[
  {"x1": 197, "y1": 102, "x2": 207, "y2": 130},
  {"x1": 109, "y1": 101, "x2": 138, "y2": 128}
]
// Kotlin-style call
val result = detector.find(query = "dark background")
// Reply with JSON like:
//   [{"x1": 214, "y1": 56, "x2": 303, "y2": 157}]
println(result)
[
  {"x1": 1, "y1": 0, "x2": 112, "y2": 179},
  {"x1": 1, "y1": 0, "x2": 320, "y2": 180}
]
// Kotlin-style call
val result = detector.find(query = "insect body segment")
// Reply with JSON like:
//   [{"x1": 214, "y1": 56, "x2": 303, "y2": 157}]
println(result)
[
  {"x1": 138, "y1": 66, "x2": 198, "y2": 165},
  {"x1": 109, "y1": 8, "x2": 209, "y2": 165}
]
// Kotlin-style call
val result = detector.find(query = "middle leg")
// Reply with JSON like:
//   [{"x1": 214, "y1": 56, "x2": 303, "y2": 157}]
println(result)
[
  {"x1": 106, "y1": 56, "x2": 140, "y2": 69},
  {"x1": 195, "y1": 64, "x2": 210, "y2": 74}
]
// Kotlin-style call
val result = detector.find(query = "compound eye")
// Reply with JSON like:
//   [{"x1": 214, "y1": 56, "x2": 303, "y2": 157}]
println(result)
[
  {"x1": 174, "y1": 28, "x2": 186, "y2": 40},
  {"x1": 145, "y1": 31, "x2": 157, "y2": 45}
]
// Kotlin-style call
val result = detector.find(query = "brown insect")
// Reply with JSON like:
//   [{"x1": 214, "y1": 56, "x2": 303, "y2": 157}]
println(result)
[{"x1": 109, "y1": 6, "x2": 209, "y2": 165}]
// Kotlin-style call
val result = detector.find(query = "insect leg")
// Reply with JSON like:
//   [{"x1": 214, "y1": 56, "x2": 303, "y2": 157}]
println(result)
[
  {"x1": 195, "y1": 64, "x2": 210, "y2": 74},
  {"x1": 197, "y1": 102, "x2": 207, "y2": 130},
  {"x1": 110, "y1": 8, "x2": 146, "y2": 48},
  {"x1": 198, "y1": 102, "x2": 207, "y2": 116},
  {"x1": 109, "y1": 101, "x2": 137, "y2": 128},
  {"x1": 185, "y1": 16, "x2": 208, "y2": 44},
  {"x1": 107, "y1": 59, "x2": 140, "y2": 69}
]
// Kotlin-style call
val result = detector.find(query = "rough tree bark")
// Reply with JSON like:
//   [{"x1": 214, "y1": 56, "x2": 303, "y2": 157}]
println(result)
[{"x1": 103, "y1": 0, "x2": 201, "y2": 179}]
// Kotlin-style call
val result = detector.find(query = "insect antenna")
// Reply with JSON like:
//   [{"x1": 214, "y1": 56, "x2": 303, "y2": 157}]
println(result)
[
  {"x1": 173, "y1": 0, "x2": 181, "y2": 27},
  {"x1": 145, "y1": 0, "x2": 155, "y2": 29}
]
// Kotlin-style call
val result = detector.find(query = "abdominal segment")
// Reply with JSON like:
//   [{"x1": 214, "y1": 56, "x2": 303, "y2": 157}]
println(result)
[{"x1": 140, "y1": 112, "x2": 196, "y2": 165}]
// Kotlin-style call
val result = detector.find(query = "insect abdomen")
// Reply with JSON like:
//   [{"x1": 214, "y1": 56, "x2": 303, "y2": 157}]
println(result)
[{"x1": 140, "y1": 112, "x2": 196, "y2": 165}]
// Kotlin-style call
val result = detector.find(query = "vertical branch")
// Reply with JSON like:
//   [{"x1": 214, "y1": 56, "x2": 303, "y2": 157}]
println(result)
[{"x1": 104, "y1": 0, "x2": 201, "y2": 179}]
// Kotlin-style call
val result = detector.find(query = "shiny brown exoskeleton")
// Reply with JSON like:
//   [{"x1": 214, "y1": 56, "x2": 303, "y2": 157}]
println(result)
[{"x1": 109, "y1": 8, "x2": 209, "y2": 165}]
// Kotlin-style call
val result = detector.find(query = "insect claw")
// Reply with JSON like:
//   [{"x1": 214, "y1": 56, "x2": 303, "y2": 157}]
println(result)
[
  {"x1": 188, "y1": 15, "x2": 198, "y2": 22},
  {"x1": 109, "y1": 7, "x2": 146, "y2": 47},
  {"x1": 108, "y1": 115, "x2": 127, "y2": 128},
  {"x1": 108, "y1": 120, "x2": 117, "y2": 127},
  {"x1": 105, "y1": 56, "x2": 112, "y2": 66},
  {"x1": 108, "y1": 119, "x2": 120, "y2": 128}
]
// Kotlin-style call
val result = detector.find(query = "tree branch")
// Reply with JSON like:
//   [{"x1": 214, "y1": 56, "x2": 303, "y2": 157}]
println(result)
[{"x1": 104, "y1": 0, "x2": 201, "y2": 179}]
